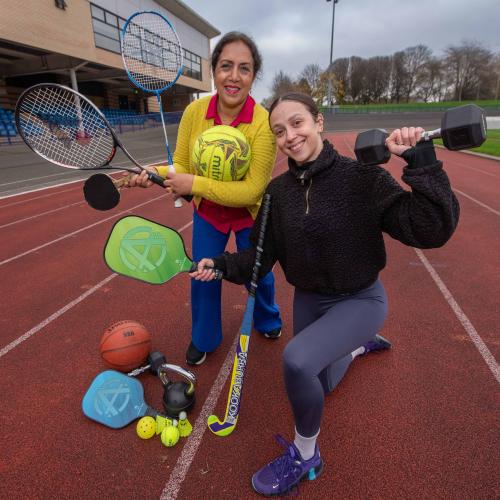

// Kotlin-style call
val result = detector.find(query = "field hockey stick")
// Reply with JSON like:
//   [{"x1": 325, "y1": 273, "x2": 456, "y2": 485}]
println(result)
[{"x1": 207, "y1": 193, "x2": 272, "y2": 436}]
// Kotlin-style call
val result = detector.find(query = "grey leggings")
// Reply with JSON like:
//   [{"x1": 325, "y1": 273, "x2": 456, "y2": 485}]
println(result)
[{"x1": 283, "y1": 280, "x2": 388, "y2": 437}]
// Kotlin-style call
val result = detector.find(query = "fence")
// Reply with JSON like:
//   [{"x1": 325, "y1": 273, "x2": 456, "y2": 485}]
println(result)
[{"x1": 0, "y1": 110, "x2": 184, "y2": 147}]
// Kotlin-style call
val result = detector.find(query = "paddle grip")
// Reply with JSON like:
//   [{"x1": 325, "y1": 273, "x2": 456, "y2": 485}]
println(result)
[{"x1": 190, "y1": 261, "x2": 223, "y2": 280}]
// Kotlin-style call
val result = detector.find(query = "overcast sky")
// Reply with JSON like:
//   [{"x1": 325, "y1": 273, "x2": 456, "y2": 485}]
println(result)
[{"x1": 183, "y1": 0, "x2": 500, "y2": 103}]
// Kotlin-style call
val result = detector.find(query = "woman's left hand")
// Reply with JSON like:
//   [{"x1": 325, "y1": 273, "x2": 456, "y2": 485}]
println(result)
[
  {"x1": 386, "y1": 127, "x2": 425, "y2": 157},
  {"x1": 164, "y1": 172, "x2": 194, "y2": 197}
]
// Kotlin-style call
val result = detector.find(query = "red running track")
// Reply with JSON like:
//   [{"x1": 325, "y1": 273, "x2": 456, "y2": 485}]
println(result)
[{"x1": 0, "y1": 134, "x2": 498, "y2": 499}]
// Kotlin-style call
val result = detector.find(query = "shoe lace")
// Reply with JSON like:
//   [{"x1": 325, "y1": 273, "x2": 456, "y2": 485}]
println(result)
[{"x1": 271, "y1": 435, "x2": 302, "y2": 496}]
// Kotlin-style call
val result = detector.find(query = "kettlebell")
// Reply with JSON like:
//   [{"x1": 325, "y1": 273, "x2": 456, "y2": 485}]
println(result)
[{"x1": 158, "y1": 363, "x2": 196, "y2": 418}]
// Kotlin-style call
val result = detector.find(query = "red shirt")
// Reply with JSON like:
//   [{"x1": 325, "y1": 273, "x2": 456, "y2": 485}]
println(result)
[{"x1": 196, "y1": 94, "x2": 256, "y2": 234}]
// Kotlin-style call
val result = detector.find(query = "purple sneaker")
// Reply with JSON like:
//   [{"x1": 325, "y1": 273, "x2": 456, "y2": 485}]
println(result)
[
  {"x1": 251, "y1": 435, "x2": 323, "y2": 496},
  {"x1": 362, "y1": 334, "x2": 392, "y2": 355}
]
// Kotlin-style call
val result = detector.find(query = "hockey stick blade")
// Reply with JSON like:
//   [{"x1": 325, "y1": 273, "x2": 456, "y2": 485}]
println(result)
[{"x1": 207, "y1": 328, "x2": 251, "y2": 436}]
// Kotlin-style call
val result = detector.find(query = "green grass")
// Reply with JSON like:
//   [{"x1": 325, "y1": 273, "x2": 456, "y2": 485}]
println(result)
[
  {"x1": 434, "y1": 129, "x2": 500, "y2": 157},
  {"x1": 321, "y1": 100, "x2": 500, "y2": 113}
]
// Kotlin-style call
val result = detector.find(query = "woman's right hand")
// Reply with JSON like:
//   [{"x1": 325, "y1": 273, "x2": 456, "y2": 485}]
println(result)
[
  {"x1": 126, "y1": 167, "x2": 159, "y2": 188},
  {"x1": 189, "y1": 258, "x2": 217, "y2": 281}
]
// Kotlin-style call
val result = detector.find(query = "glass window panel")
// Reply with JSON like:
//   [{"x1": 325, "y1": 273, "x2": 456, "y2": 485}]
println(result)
[
  {"x1": 94, "y1": 33, "x2": 121, "y2": 54},
  {"x1": 93, "y1": 19, "x2": 119, "y2": 41},
  {"x1": 105, "y1": 12, "x2": 118, "y2": 26},
  {"x1": 91, "y1": 5, "x2": 105, "y2": 21}
]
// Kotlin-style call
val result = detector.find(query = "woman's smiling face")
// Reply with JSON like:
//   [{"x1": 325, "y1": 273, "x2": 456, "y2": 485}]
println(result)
[
  {"x1": 270, "y1": 100, "x2": 324, "y2": 165},
  {"x1": 213, "y1": 40, "x2": 255, "y2": 109}
]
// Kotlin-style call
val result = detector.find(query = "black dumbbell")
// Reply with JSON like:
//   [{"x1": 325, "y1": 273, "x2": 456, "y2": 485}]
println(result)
[{"x1": 354, "y1": 104, "x2": 487, "y2": 166}]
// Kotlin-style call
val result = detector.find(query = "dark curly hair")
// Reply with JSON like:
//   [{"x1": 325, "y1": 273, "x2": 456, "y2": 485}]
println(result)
[{"x1": 211, "y1": 32, "x2": 263, "y2": 80}]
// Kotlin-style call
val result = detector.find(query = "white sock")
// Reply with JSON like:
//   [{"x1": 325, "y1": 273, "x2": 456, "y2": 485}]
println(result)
[
  {"x1": 294, "y1": 428, "x2": 319, "y2": 461},
  {"x1": 351, "y1": 346, "x2": 366, "y2": 359}
]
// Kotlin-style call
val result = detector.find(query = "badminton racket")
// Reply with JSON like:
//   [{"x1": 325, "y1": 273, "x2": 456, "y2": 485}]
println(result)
[{"x1": 121, "y1": 10, "x2": 185, "y2": 207}]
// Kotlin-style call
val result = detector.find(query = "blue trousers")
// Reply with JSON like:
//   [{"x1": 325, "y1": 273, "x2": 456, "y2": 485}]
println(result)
[
  {"x1": 191, "y1": 210, "x2": 282, "y2": 352},
  {"x1": 284, "y1": 280, "x2": 388, "y2": 437}
]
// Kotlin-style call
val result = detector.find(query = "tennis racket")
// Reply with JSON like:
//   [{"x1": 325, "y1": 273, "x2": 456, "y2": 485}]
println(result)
[
  {"x1": 15, "y1": 83, "x2": 166, "y2": 186},
  {"x1": 208, "y1": 193, "x2": 272, "y2": 436},
  {"x1": 121, "y1": 10, "x2": 184, "y2": 207},
  {"x1": 104, "y1": 215, "x2": 222, "y2": 285}
]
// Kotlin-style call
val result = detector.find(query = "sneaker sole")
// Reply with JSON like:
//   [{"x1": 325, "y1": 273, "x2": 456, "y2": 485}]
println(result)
[
  {"x1": 186, "y1": 352, "x2": 206, "y2": 366},
  {"x1": 251, "y1": 459, "x2": 324, "y2": 497},
  {"x1": 263, "y1": 331, "x2": 282, "y2": 339}
]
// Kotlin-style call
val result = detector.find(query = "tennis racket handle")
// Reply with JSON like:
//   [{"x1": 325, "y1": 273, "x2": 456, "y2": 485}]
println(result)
[
  {"x1": 146, "y1": 171, "x2": 192, "y2": 201},
  {"x1": 147, "y1": 171, "x2": 166, "y2": 187}
]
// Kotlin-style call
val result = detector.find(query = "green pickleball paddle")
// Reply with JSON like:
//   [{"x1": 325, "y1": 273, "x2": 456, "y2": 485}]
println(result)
[{"x1": 104, "y1": 215, "x2": 196, "y2": 285}]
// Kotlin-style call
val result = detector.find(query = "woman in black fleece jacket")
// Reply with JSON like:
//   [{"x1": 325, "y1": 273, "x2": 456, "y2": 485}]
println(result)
[{"x1": 190, "y1": 92, "x2": 460, "y2": 497}]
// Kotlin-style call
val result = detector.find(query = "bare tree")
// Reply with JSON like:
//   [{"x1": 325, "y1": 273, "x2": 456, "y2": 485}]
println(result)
[
  {"x1": 445, "y1": 40, "x2": 493, "y2": 100},
  {"x1": 364, "y1": 56, "x2": 392, "y2": 102},
  {"x1": 299, "y1": 64, "x2": 322, "y2": 98},
  {"x1": 349, "y1": 56, "x2": 366, "y2": 103},
  {"x1": 417, "y1": 57, "x2": 445, "y2": 102},
  {"x1": 402, "y1": 45, "x2": 432, "y2": 101},
  {"x1": 389, "y1": 51, "x2": 408, "y2": 103},
  {"x1": 270, "y1": 70, "x2": 296, "y2": 100}
]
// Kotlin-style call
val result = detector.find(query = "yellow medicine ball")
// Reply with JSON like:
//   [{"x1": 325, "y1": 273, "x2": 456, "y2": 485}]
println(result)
[{"x1": 192, "y1": 125, "x2": 251, "y2": 182}]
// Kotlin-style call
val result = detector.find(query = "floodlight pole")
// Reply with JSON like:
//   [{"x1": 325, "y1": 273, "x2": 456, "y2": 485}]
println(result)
[{"x1": 327, "y1": 0, "x2": 339, "y2": 108}]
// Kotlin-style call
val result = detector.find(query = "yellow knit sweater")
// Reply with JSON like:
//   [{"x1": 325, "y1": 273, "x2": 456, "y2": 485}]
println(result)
[{"x1": 156, "y1": 95, "x2": 276, "y2": 219}]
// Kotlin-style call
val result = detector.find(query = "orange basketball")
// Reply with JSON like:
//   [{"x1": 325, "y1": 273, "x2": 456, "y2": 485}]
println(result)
[{"x1": 100, "y1": 320, "x2": 152, "y2": 372}]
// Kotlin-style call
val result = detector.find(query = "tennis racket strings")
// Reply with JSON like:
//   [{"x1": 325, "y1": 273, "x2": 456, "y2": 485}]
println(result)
[
  {"x1": 17, "y1": 85, "x2": 114, "y2": 169},
  {"x1": 122, "y1": 12, "x2": 183, "y2": 92}
]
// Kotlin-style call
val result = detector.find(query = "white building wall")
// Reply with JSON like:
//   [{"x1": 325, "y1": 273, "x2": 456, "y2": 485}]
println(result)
[{"x1": 91, "y1": 0, "x2": 210, "y2": 58}]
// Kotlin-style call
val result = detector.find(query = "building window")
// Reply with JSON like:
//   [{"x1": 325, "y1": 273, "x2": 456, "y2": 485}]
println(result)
[
  {"x1": 90, "y1": 3, "x2": 126, "y2": 54},
  {"x1": 89, "y1": 3, "x2": 203, "y2": 81},
  {"x1": 183, "y1": 48, "x2": 202, "y2": 81}
]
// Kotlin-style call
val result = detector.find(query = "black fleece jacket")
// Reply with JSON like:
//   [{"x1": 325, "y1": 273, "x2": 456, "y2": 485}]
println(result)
[{"x1": 213, "y1": 140, "x2": 460, "y2": 295}]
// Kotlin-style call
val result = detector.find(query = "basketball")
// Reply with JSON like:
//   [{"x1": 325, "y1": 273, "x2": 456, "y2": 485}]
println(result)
[
  {"x1": 100, "y1": 320, "x2": 152, "y2": 372},
  {"x1": 192, "y1": 125, "x2": 251, "y2": 182}
]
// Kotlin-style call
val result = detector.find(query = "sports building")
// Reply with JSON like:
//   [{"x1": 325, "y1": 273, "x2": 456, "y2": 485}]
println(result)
[{"x1": 0, "y1": 0, "x2": 220, "y2": 142}]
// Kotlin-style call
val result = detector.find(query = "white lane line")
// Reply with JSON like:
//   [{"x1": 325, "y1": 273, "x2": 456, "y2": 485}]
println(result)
[
  {"x1": 160, "y1": 333, "x2": 239, "y2": 500},
  {"x1": 0, "y1": 170, "x2": 75, "y2": 187},
  {"x1": 454, "y1": 188, "x2": 500, "y2": 217},
  {"x1": 0, "y1": 186, "x2": 79, "y2": 207},
  {"x1": 340, "y1": 132, "x2": 500, "y2": 380},
  {"x1": 159, "y1": 155, "x2": 288, "y2": 500},
  {"x1": 0, "y1": 274, "x2": 117, "y2": 359},
  {"x1": 0, "y1": 193, "x2": 168, "y2": 267},
  {"x1": 0, "y1": 201, "x2": 84, "y2": 229},
  {"x1": 0, "y1": 155, "x2": 167, "y2": 200},
  {"x1": 415, "y1": 249, "x2": 500, "y2": 384},
  {"x1": 0, "y1": 220, "x2": 193, "y2": 359}
]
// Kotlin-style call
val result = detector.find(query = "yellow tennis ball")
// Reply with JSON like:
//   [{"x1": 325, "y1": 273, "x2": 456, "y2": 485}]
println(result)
[
  {"x1": 136, "y1": 416, "x2": 156, "y2": 439},
  {"x1": 161, "y1": 425, "x2": 180, "y2": 447},
  {"x1": 192, "y1": 125, "x2": 251, "y2": 182}
]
